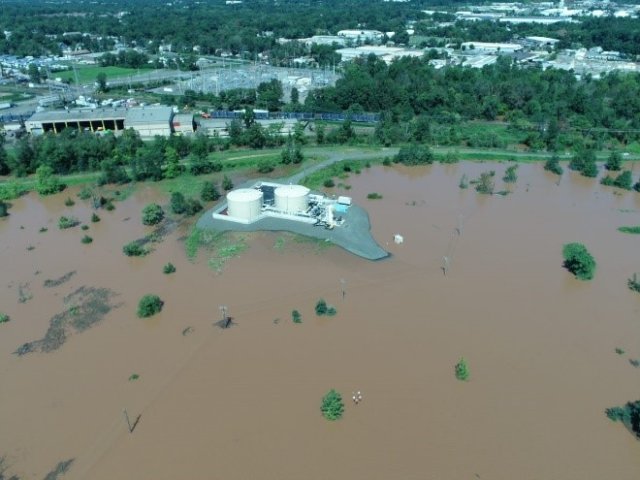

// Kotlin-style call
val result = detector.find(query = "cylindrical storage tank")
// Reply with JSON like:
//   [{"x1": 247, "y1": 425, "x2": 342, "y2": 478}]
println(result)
[
  {"x1": 227, "y1": 188, "x2": 263, "y2": 221},
  {"x1": 274, "y1": 185, "x2": 310, "y2": 214}
]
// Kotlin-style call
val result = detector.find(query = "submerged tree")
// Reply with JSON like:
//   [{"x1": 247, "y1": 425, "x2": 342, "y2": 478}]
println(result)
[
  {"x1": 455, "y1": 358, "x2": 470, "y2": 381},
  {"x1": 562, "y1": 242, "x2": 596, "y2": 280},
  {"x1": 321, "y1": 389, "x2": 344, "y2": 420}
]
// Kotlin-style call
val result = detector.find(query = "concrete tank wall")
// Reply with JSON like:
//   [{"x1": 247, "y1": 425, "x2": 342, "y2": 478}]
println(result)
[
  {"x1": 274, "y1": 185, "x2": 310, "y2": 214},
  {"x1": 227, "y1": 188, "x2": 263, "y2": 222}
]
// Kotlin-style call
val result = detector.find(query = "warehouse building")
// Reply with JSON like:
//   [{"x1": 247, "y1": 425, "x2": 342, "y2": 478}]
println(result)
[
  {"x1": 461, "y1": 42, "x2": 523, "y2": 54},
  {"x1": 25, "y1": 107, "x2": 127, "y2": 135},
  {"x1": 26, "y1": 106, "x2": 175, "y2": 137},
  {"x1": 124, "y1": 106, "x2": 173, "y2": 137}
]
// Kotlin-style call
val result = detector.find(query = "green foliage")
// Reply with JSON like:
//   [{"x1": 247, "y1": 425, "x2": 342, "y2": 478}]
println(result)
[
  {"x1": 628, "y1": 273, "x2": 640, "y2": 293},
  {"x1": 562, "y1": 242, "x2": 596, "y2": 281},
  {"x1": 163, "y1": 262, "x2": 176, "y2": 274},
  {"x1": 605, "y1": 400, "x2": 640, "y2": 439},
  {"x1": 502, "y1": 165, "x2": 518, "y2": 183},
  {"x1": 605, "y1": 150, "x2": 623, "y2": 171},
  {"x1": 0, "y1": 199, "x2": 8, "y2": 217},
  {"x1": 617, "y1": 226, "x2": 640, "y2": 234},
  {"x1": 292, "y1": 309, "x2": 302, "y2": 324},
  {"x1": 367, "y1": 192, "x2": 383, "y2": 199},
  {"x1": 128, "y1": 373, "x2": 140, "y2": 381},
  {"x1": 91, "y1": 213, "x2": 101, "y2": 223},
  {"x1": 77, "y1": 188, "x2": 93, "y2": 201},
  {"x1": 634, "y1": 181, "x2": 640, "y2": 192},
  {"x1": 600, "y1": 175, "x2": 615, "y2": 186},
  {"x1": 64, "y1": 197, "x2": 75, "y2": 207},
  {"x1": 394, "y1": 144, "x2": 434, "y2": 166},
  {"x1": 323, "y1": 179, "x2": 335, "y2": 188},
  {"x1": 315, "y1": 298, "x2": 328, "y2": 316},
  {"x1": 613, "y1": 171, "x2": 633, "y2": 190},
  {"x1": 615, "y1": 347, "x2": 625, "y2": 355},
  {"x1": 137, "y1": 294, "x2": 163, "y2": 318},
  {"x1": 201, "y1": 181, "x2": 221, "y2": 202},
  {"x1": 39, "y1": 227, "x2": 48, "y2": 233},
  {"x1": 170, "y1": 192, "x2": 187, "y2": 214},
  {"x1": 141, "y1": 203, "x2": 165, "y2": 226},
  {"x1": 123, "y1": 241, "x2": 148, "y2": 257},
  {"x1": 281, "y1": 141, "x2": 304, "y2": 165},
  {"x1": 58, "y1": 216, "x2": 80, "y2": 229},
  {"x1": 36, "y1": 165, "x2": 65, "y2": 195},
  {"x1": 544, "y1": 155, "x2": 563, "y2": 175},
  {"x1": 81, "y1": 235, "x2": 93, "y2": 244},
  {"x1": 0, "y1": 181, "x2": 27, "y2": 200},
  {"x1": 441, "y1": 150, "x2": 460, "y2": 164},
  {"x1": 0, "y1": 313, "x2": 9, "y2": 323},
  {"x1": 321, "y1": 389, "x2": 344, "y2": 421},
  {"x1": 222, "y1": 175, "x2": 234, "y2": 191},
  {"x1": 257, "y1": 158, "x2": 275, "y2": 173},
  {"x1": 581, "y1": 159, "x2": 598, "y2": 178},
  {"x1": 81, "y1": 224, "x2": 89, "y2": 230},
  {"x1": 475, "y1": 171, "x2": 495, "y2": 195},
  {"x1": 455, "y1": 357, "x2": 470, "y2": 381}
]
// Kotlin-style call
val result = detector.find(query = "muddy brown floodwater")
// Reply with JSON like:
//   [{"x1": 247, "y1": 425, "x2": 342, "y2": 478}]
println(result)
[{"x1": 1, "y1": 163, "x2": 640, "y2": 480}]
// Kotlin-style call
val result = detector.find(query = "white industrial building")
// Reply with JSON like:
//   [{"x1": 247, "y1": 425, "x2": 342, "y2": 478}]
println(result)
[
  {"x1": 124, "y1": 106, "x2": 173, "y2": 137},
  {"x1": 461, "y1": 42, "x2": 523, "y2": 53},
  {"x1": 214, "y1": 181, "x2": 350, "y2": 228},
  {"x1": 337, "y1": 30, "x2": 384, "y2": 43},
  {"x1": 336, "y1": 46, "x2": 424, "y2": 63}
]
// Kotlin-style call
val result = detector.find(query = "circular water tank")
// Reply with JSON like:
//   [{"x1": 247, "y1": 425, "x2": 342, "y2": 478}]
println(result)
[
  {"x1": 274, "y1": 185, "x2": 310, "y2": 214},
  {"x1": 227, "y1": 188, "x2": 263, "y2": 221}
]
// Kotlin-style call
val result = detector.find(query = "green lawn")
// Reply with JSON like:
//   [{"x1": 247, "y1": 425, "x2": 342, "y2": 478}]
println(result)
[{"x1": 55, "y1": 66, "x2": 141, "y2": 84}]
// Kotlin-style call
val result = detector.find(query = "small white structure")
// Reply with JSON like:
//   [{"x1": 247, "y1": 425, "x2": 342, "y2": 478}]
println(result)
[
  {"x1": 274, "y1": 185, "x2": 310, "y2": 214},
  {"x1": 227, "y1": 188, "x2": 264, "y2": 222},
  {"x1": 337, "y1": 196, "x2": 352, "y2": 206},
  {"x1": 394, "y1": 234, "x2": 404, "y2": 244}
]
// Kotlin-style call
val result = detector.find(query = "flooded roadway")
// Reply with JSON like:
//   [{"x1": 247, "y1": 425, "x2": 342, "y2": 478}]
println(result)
[{"x1": 0, "y1": 162, "x2": 639, "y2": 479}]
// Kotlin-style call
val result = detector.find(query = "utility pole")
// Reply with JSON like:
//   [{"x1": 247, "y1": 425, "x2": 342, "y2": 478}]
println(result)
[
  {"x1": 442, "y1": 256, "x2": 450, "y2": 277},
  {"x1": 123, "y1": 409, "x2": 133, "y2": 433},
  {"x1": 340, "y1": 278, "x2": 347, "y2": 300},
  {"x1": 219, "y1": 305, "x2": 230, "y2": 328}
]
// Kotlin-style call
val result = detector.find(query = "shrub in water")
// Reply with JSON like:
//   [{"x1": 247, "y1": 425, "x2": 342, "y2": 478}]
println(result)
[
  {"x1": 321, "y1": 389, "x2": 344, "y2": 421},
  {"x1": 137, "y1": 294, "x2": 163, "y2": 318},
  {"x1": 64, "y1": 197, "x2": 75, "y2": 207},
  {"x1": 123, "y1": 242, "x2": 147, "y2": 257},
  {"x1": 315, "y1": 299, "x2": 328, "y2": 315},
  {"x1": 323, "y1": 179, "x2": 335, "y2": 188},
  {"x1": 562, "y1": 243, "x2": 596, "y2": 281},
  {"x1": 142, "y1": 203, "x2": 165, "y2": 226},
  {"x1": 0, "y1": 313, "x2": 9, "y2": 323},
  {"x1": 455, "y1": 358, "x2": 470, "y2": 381},
  {"x1": 91, "y1": 213, "x2": 101, "y2": 223},
  {"x1": 81, "y1": 235, "x2": 93, "y2": 244},
  {"x1": 367, "y1": 192, "x2": 383, "y2": 200},
  {"x1": 292, "y1": 309, "x2": 302, "y2": 324},
  {"x1": 163, "y1": 263, "x2": 176, "y2": 274},
  {"x1": 58, "y1": 216, "x2": 80, "y2": 229}
]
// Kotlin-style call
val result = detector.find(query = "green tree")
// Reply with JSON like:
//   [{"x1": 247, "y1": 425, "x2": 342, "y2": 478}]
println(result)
[
  {"x1": 605, "y1": 150, "x2": 623, "y2": 171},
  {"x1": 96, "y1": 72, "x2": 107, "y2": 92},
  {"x1": 201, "y1": 181, "x2": 221, "y2": 202},
  {"x1": 0, "y1": 199, "x2": 9, "y2": 217},
  {"x1": 320, "y1": 389, "x2": 344, "y2": 421},
  {"x1": 222, "y1": 175, "x2": 234, "y2": 191},
  {"x1": 163, "y1": 146, "x2": 182, "y2": 179},
  {"x1": 394, "y1": 144, "x2": 434, "y2": 165},
  {"x1": 292, "y1": 309, "x2": 302, "y2": 323},
  {"x1": 544, "y1": 154, "x2": 563, "y2": 175},
  {"x1": 581, "y1": 158, "x2": 598, "y2": 178},
  {"x1": 613, "y1": 171, "x2": 633, "y2": 190},
  {"x1": 27, "y1": 63, "x2": 40, "y2": 84},
  {"x1": 562, "y1": 242, "x2": 596, "y2": 280},
  {"x1": 475, "y1": 171, "x2": 495, "y2": 195},
  {"x1": 137, "y1": 294, "x2": 164, "y2": 318},
  {"x1": 35, "y1": 165, "x2": 64, "y2": 195},
  {"x1": 502, "y1": 165, "x2": 518, "y2": 183},
  {"x1": 170, "y1": 192, "x2": 188, "y2": 214},
  {"x1": 315, "y1": 298, "x2": 328, "y2": 315},
  {"x1": 455, "y1": 358, "x2": 470, "y2": 381},
  {"x1": 315, "y1": 124, "x2": 325, "y2": 145},
  {"x1": 141, "y1": 203, "x2": 165, "y2": 226},
  {"x1": 290, "y1": 87, "x2": 299, "y2": 105},
  {"x1": 163, "y1": 263, "x2": 176, "y2": 274}
]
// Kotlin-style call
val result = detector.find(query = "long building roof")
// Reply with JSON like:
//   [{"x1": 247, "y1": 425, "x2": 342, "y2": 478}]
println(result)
[
  {"x1": 27, "y1": 107, "x2": 127, "y2": 123},
  {"x1": 124, "y1": 106, "x2": 173, "y2": 125}
]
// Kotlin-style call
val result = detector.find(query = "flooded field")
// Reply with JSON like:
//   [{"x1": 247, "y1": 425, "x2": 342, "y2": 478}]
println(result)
[{"x1": 1, "y1": 162, "x2": 639, "y2": 479}]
